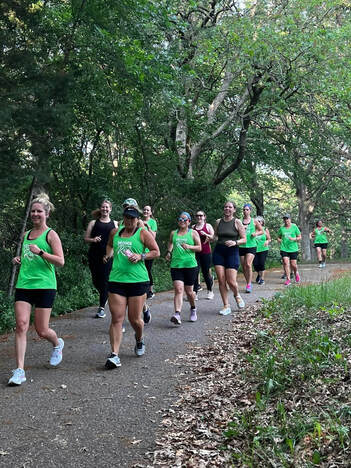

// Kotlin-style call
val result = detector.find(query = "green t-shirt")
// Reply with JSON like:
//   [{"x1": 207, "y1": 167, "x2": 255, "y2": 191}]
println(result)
[
  {"x1": 16, "y1": 228, "x2": 57, "y2": 289},
  {"x1": 278, "y1": 224, "x2": 301, "y2": 253},
  {"x1": 145, "y1": 218, "x2": 157, "y2": 232},
  {"x1": 242, "y1": 218, "x2": 256, "y2": 248},
  {"x1": 256, "y1": 231, "x2": 269, "y2": 253},
  {"x1": 170, "y1": 229, "x2": 197, "y2": 268},
  {"x1": 109, "y1": 227, "x2": 149, "y2": 283},
  {"x1": 314, "y1": 228, "x2": 328, "y2": 244}
]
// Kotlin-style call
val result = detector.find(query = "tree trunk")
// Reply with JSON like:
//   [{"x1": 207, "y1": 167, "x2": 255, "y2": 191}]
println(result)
[
  {"x1": 7, "y1": 176, "x2": 37, "y2": 297},
  {"x1": 296, "y1": 182, "x2": 314, "y2": 261}
]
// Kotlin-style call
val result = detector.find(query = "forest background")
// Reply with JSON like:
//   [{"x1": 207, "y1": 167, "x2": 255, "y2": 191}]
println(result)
[{"x1": 1, "y1": 0, "x2": 351, "y2": 324}]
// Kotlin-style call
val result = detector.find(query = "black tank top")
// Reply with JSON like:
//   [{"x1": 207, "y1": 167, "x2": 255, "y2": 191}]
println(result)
[
  {"x1": 217, "y1": 218, "x2": 239, "y2": 245},
  {"x1": 89, "y1": 219, "x2": 116, "y2": 257}
]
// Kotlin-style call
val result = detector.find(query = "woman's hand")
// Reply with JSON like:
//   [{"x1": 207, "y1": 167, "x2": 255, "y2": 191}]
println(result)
[
  {"x1": 103, "y1": 255, "x2": 111, "y2": 264},
  {"x1": 29, "y1": 244, "x2": 41, "y2": 255},
  {"x1": 129, "y1": 253, "x2": 142, "y2": 263},
  {"x1": 165, "y1": 251, "x2": 171, "y2": 261},
  {"x1": 181, "y1": 243, "x2": 190, "y2": 250},
  {"x1": 94, "y1": 235, "x2": 102, "y2": 243},
  {"x1": 12, "y1": 256, "x2": 21, "y2": 265},
  {"x1": 225, "y1": 240, "x2": 237, "y2": 247}
]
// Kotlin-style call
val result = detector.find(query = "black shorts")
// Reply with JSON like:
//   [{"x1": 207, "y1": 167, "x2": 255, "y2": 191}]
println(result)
[
  {"x1": 108, "y1": 281, "x2": 149, "y2": 298},
  {"x1": 239, "y1": 246, "x2": 257, "y2": 256},
  {"x1": 171, "y1": 267, "x2": 197, "y2": 286},
  {"x1": 15, "y1": 289, "x2": 56, "y2": 308},
  {"x1": 280, "y1": 251, "x2": 298, "y2": 260},
  {"x1": 314, "y1": 243, "x2": 328, "y2": 249},
  {"x1": 213, "y1": 244, "x2": 240, "y2": 270}
]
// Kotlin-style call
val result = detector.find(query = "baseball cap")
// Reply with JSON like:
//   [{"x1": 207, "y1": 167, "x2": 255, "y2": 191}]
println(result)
[{"x1": 123, "y1": 207, "x2": 140, "y2": 218}]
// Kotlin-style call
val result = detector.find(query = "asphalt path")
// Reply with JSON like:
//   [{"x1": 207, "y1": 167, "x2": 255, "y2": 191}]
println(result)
[{"x1": 0, "y1": 263, "x2": 350, "y2": 467}]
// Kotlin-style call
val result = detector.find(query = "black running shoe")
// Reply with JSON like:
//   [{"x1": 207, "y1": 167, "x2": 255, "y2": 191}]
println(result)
[{"x1": 143, "y1": 306, "x2": 151, "y2": 324}]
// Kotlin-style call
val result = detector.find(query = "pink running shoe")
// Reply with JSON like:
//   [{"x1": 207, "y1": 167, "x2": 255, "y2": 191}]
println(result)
[
  {"x1": 284, "y1": 279, "x2": 291, "y2": 286},
  {"x1": 295, "y1": 273, "x2": 301, "y2": 283}
]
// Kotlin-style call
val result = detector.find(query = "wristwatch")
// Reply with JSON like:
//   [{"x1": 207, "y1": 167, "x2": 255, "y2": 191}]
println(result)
[
  {"x1": 38, "y1": 250, "x2": 44, "y2": 256},
  {"x1": 141, "y1": 253, "x2": 146, "y2": 261}
]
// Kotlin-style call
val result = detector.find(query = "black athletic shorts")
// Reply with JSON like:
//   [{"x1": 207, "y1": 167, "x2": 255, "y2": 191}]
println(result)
[
  {"x1": 314, "y1": 243, "x2": 328, "y2": 249},
  {"x1": 108, "y1": 281, "x2": 149, "y2": 298},
  {"x1": 280, "y1": 250, "x2": 298, "y2": 260},
  {"x1": 171, "y1": 267, "x2": 197, "y2": 286},
  {"x1": 15, "y1": 289, "x2": 56, "y2": 308},
  {"x1": 239, "y1": 246, "x2": 257, "y2": 256}
]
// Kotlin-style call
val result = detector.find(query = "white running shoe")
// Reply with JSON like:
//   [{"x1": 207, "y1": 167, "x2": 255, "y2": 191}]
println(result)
[
  {"x1": 219, "y1": 306, "x2": 231, "y2": 316},
  {"x1": 50, "y1": 338, "x2": 64, "y2": 366},
  {"x1": 206, "y1": 291, "x2": 214, "y2": 300},
  {"x1": 8, "y1": 368, "x2": 26, "y2": 386},
  {"x1": 235, "y1": 295, "x2": 245, "y2": 309}
]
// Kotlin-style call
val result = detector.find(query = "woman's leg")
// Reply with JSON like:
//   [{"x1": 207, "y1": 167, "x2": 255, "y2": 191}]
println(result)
[
  {"x1": 127, "y1": 295, "x2": 146, "y2": 341},
  {"x1": 173, "y1": 280, "x2": 184, "y2": 313},
  {"x1": 184, "y1": 284, "x2": 196, "y2": 308},
  {"x1": 14, "y1": 301, "x2": 32, "y2": 369},
  {"x1": 321, "y1": 248, "x2": 327, "y2": 263},
  {"x1": 225, "y1": 269, "x2": 239, "y2": 297},
  {"x1": 316, "y1": 246, "x2": 322, "y2": 263},
  {"x1": 193, "y1": 254, "x2": 200, "y2": 293},
  {"x1": 34, "y1": 308, "x2": 59, "y2": 345},
  {"x1": 282, "y1": 256, "x2": 290, "y2": 280},
  {"x1": 244, "y1": 253, "x2": 255, "y2": 285},
  {"x1": 200, "y1": 254, "x2": 213, "y2": 291},
  {"x1": 215, "y1": 265, "x2": 229, "y2": 307},
  {"x1": 290, "y1": 259, "x2": 298, "y2": 276},
  {"x1": 108, "y1": 293, "x2": 127, "y2": 355}
]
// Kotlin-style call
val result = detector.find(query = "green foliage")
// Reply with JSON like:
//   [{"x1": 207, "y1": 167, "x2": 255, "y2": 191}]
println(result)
[{"x1": 224, "y1": 274, "x2": 351, "y2": 465}]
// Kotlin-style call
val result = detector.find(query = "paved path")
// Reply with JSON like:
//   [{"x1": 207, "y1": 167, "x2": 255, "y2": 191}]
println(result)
[{"x1": 0, "y1": 263, "x2": 350, "y2": 467}]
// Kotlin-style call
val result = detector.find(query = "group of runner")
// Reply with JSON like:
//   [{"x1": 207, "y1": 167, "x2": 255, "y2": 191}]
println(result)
[{"x1": 7, "y1": 195, "x2": 331, "y2": 385}]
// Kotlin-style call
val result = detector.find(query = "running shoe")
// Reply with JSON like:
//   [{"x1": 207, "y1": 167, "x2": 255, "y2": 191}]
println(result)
[
  {"x1": 189, "y1": 308, "x2": 197, "y2": 322},
  {"x1": 50, "y1": 338, "x2": 64, "y2": 366},
  {"x1": 8, "y1": 368, "x2": 26, "y2": 386},
  {"x1": 256, "y1": 275, "x2": 260, "y2": 283},
  {"x1": 219, "y1": 306, "x2": 232, "y2": 316},
  {"x1": 258, "y1": 279, "x2": 265, "y2": 285},
  {"x1": 147, "y1": 291, "x2": 155, "y2": 299},
  {"x1": 284, "y1": 279, "x2": 291, "y2": 286},
  {"x1": 122, "y1": 325, "x2": 126, "y2": 333},
  {"x1": 235, "y1": 295, "x2": 245, "y2": 309},
  {"x1": 195, "y1": 293, "x2": 198, "y2": 301},
  {"x1": 143, "y1": 306, "x2": 151, "y2": 324},
  {"x1": 319, "y1": 263, "x2": 323, "y2": 268},
  {"x1": 281, "y1": 274, "x2": 286, "y2": 279},
  {"x1": 197, "y1": 286, "x2": 203, "y2": 292},
  {"x1": 206, "y1": 291, "x2": 214, "y2": 300},
  {"x1": 295, "y1": 272, "x2": 301, "y2": 283},
  {"x1": 245, "y1": 284, "x2": 252, "y2": 293},
  {"x1": 105, "y1": 353, "x2": 121, "y2": 369},
  {"x1": 322, "y1": 262, "x2": 326, "y2": 268},
  {"x1": 134, "y1": 336, "x2": 145, "y2": 357},
  {"x1": 170, "y1": 313, "x2": 181, "y2": 325},
  {"x1": 96, "y1": 307, "x2": 106, "y2": 318}
]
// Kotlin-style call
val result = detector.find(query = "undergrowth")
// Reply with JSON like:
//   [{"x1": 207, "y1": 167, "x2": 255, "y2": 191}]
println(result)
[{"x1": 224, "y1": 275, "x2": 351, "y2": 466}]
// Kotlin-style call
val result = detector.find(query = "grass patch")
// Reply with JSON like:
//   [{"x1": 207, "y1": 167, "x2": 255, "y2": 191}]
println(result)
[{"x1": 224, "y1": 274, "x2": 351, "y2": 466}]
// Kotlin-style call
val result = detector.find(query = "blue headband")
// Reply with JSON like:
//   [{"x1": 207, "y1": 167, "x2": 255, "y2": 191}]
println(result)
[
  {"x1": 180, "y1": 211, "x2": 191, "y2": 221},
  {"x1": 243, "y1": 203, "x2": 252, "y2": 209}
]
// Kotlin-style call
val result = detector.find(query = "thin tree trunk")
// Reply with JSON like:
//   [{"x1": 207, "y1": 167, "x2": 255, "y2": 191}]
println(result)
[{"x1": 7, "y1": 176, "x2": 37, "y2": 297}]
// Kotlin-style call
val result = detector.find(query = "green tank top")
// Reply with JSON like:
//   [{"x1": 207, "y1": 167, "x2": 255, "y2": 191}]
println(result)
[
  {"x1": 109, "y1": 227, "x2": 149, "y2": 283},
  {"x1": 144, "y1": 218, "x2": 157, "y2": 253},
  {"x1": 278, "y1": 224, "x2": 300, "y2": 253},
  {"x1": 256, "y1": 232, "x2": 269, "y2": 253},
  {"x1": 16, "y1": 228, "x2": 56, "y2": 289},
  {"x1": 314, "y1": 228, "x2": 328, "y2": 244},
  {"x1": 171, "y1": 229, "x2": 197, "y2": 268},
  {"x1": 242, "y1": 219, "x2": 256, "y2": 248}
]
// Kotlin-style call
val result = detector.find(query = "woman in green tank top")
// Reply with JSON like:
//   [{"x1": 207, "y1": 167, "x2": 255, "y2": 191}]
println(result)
[
  {"x1": 239, "y1": 204, "x2": 263, "y2": 293},
  {"x1": 8, "y1": 193, "x2": 65, "y2": 387},
  {"x1": 103, "y1": 205, "x2": 160, "y2": 369},
  {"x1": 309, "y1": 220, "x2": 331, "y2": 268},
  {"x1": 253, "y1": 216, "x2": 271, "y2": 285},
  {"x1": 165, "y1": 212, "x2": 201, "y2": 325}
]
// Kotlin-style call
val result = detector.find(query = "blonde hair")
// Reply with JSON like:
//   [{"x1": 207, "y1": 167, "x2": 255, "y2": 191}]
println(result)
[
  {"x1": 91, "y1": 199, "x2": 112, "y2": 219},
  {"x1": 31, "y1": 192, "x2": 54, "y2": 215}
]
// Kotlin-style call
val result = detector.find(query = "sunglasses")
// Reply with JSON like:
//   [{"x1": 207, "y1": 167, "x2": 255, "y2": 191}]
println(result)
[
  {"x1": 196, "y1": 214, "x2": 204, "y2": 217},
  {"x1": 178, "y1": 217, "x2": 188, "y2": 222}
]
